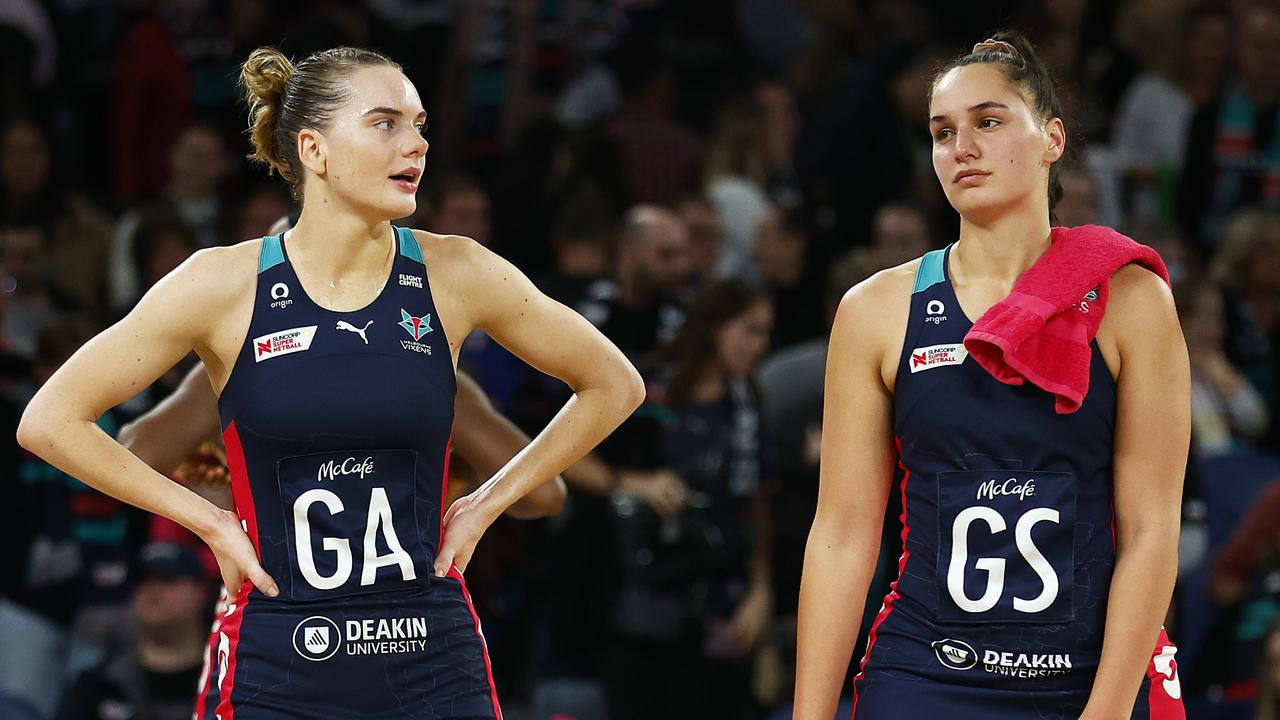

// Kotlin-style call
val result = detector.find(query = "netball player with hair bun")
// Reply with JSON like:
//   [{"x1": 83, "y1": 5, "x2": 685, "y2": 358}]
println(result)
[
  {"x1": 795, "y1": 33, "x2": 1189, "y2": 719},
  {"x1": 17, "y1": 46, "x2": 643, "y2": 718}
]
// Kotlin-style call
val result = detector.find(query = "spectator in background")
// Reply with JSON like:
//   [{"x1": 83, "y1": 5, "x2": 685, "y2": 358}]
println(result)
[
  {"x1": 1111, "y1": 2, "x2": 1231, "y2": 225},
  {"x1": 538, "y1": 184, "x2": 618, "y2": 308},
  {"x1": 796, "y1": 44, "x2": 948, "y2": 248},
  {"x1": 607, "y1": 36, "x2": 706, "y2": 206},
  {"x1": 756, "y1": 206, "x2": 825, "y2": 350},
  {"x1": 230, "y1": 185, "x2": 293, "y2": 243},
  {"x1": 1, "y1": 223, "x2": 66, "y2": 360},
  {"x1": 131, "y1": 211, "x2": 199, "y2": 304},
  {"x1": 1260, "y1": 617, "x2": 1280, "y2": 720},
  {"x1": 110, "y1": 124, "x2": 229, "y2": 312},
  {"x1": 577, "y1": 205, "x2": 691, "y2": 363},
  {"x1": 1179, "y1": 281, "x2": 1270, "y2": 457},
  {"x1": 756, "y1": 248, "x2": 888, "y2": 715},
  {"x1": 57, "y1": 542, "x2": 213, "y2": 720},
  {"x1": 1, "y1": 118, "x2": 113, "y2": 315},
  {"x1": 705, "y1": 87, "x2": 799, "y2": 282},
  {"x1": 602, "y1": 278, "x2": 774, "y2": 720},
  {"x1": 425, "y1": 173, "x2": 494, "y2": 248},
  {"x1": 870, "y1": 203, "x2": 934, "y2": 269},
  {"x1": 1056, "y1": 164, "x2": 1102, "y2": 227},
  {"x1": 1180, "y1": 4, "x2": 1280, "y2": 252},
  {"x1": 1209, "y1": 208, "x2": 1280, "y2": 434},
  {"x1": 112, "y1": 0, "x2": 192, "y2": 205},
  {"x1": 678, "y1": 195, "x2": 723, "y2": 290}
]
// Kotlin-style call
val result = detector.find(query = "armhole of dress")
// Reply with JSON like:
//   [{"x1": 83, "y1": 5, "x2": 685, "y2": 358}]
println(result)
[{"x1": 894, "y1": 247, "x2": 952, "y2": 390}]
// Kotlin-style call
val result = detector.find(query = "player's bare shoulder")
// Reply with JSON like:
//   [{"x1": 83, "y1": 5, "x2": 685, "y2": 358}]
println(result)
[
  {"x1": 166, "y1": 239, "x2": 263, "y2": 362},
  {"x1": 831, "y1": 257, "x2": 921, "y2": 390}
]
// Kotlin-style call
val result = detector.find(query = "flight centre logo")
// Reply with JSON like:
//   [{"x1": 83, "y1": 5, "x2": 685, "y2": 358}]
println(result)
[
  {"x1": 932, "y1": 638, "x2": 1072, "y2": 679},
  {"x1": 397, "y1": 308, "x2": 433, "y2": 355},
  {"x1": 293, "y1": 615, "x2": 430, "y2": 661}
]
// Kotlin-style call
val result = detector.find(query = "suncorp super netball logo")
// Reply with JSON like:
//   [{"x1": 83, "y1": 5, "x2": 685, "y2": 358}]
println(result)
[{"x1": 253, "y1": 325, "x2": 317, "y2": 362}]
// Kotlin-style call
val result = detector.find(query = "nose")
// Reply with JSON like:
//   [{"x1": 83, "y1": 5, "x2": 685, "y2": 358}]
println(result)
[
  {"x1": 953, "y1": 126, "x2": 979, "y2": 162},
  {"x1": 407, "y1": 132, "x2": 428, "y2": 158}
]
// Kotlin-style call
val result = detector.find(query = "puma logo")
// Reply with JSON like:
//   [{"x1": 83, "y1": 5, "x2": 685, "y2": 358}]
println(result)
[{"x1": 336, "y1": 320, "x2": 373, "y2": 344}]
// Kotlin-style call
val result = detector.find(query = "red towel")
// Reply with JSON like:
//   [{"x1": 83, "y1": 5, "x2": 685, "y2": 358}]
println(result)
[{"x1": 963, "y1": 225, "x2": 1170, "y2": 414}]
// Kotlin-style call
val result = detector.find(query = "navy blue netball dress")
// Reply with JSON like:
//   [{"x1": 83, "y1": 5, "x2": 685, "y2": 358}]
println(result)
[
  {"x1": 850, "y1": 247, "x2": 1182, "y2": 719},
  {"x1": 210, "y1": 227, "x2": 501, "y2": 719}
]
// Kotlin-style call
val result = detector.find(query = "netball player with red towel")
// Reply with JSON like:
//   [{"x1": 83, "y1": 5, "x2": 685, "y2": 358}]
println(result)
[{"x1": 795, "y1": 33, "x2": 1189, "y2": 719}]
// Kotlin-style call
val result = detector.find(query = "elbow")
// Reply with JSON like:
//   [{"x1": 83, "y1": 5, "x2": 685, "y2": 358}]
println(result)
[
  {"x1": 617, "y1": 365, "x2": 646, "y2": 413},
  {"x1": 16, "y1": 404, "x2": 52, "y2": 454}
]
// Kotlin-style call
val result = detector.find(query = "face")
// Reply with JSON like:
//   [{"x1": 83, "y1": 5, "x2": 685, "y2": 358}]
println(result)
[
  {"x1": 716, "y1": 300, "x2": 774, "y2": 378},
  {"x1": 680, "y1": 201, "x2": 722, "y2": 279},
  {"x1": 1, "y1": 226, "x2": 45, "y2": 283},
  {"x1": 434, "y1": 190, "x2": 492, "y2": 246},
  {"x1": 298, "y1": 65, "x2": 429, "y2": 220},
  {"x1": 1, "y1": 122, "x2": 50, "y2": 199},
  {"x1": 873, "y1": 207, "x2": 930, "y2": 267},
  {"x1": 929, "y1": 64, "x2": 1064, "y2": 225},
  {"x1": 237, "y1": 191, "x2": 293, "y2": 239},
  {"x1": 169, "y1": 127, "x2": 227, "y2": 198},
  {"x1": 1187, "y1": 15, "x2": 1232, "y2": 79},
  {"x1": 145, "y1": 233, "x2": 195, "y2": 286},
  {"x1": 631, "y1": 215, "x2": 692, "y2": 298},
  {"x1": 755, "y1": 210, "x2": 806, "y2": 285},
  {"x1": 133, "y1": 577, "x2": 208, "y2": 633},
  {"x1": 1238, "y1": 9, "x2": 1280, "y2": 96}
]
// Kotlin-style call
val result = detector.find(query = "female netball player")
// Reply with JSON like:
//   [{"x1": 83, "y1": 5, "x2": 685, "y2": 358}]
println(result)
[
  {"x1": 794, "y1": 33, "x2": 1189, "y2": 719},
  {"x1": 17, "y1": 46, "x2": 644, "y2": 719}
]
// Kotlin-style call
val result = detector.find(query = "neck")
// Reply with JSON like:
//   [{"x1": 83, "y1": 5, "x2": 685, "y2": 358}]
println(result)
[
  {"x1": 137, "y1": 626, "x2": 207, "y2": 672},
  {"x1": 952, "y1": 204, "x2": 1053, "y2": 290},
  {"x1": 288, "y1": 202, "x2": 394, "y2": 283}
]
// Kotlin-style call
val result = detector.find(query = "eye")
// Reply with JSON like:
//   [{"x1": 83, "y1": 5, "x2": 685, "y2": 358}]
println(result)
[
  {"x1": 375, "y1": 119, "x2": 393, "y2": 130},
  {"x1": 979, "y1": 117, "x2": 1001, "y2": 129},
  {"x1": 934, "y1": 127, "x2": 954, "y2": 141},
  {"x1": 414, "y1": 124, "x2": 426, "y2": 135}
]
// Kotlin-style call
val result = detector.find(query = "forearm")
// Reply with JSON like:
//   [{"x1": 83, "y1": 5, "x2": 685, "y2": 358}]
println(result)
[
  {"x1": 793, "y1": 528, "x2": 879, "y2": 720},
  {"x1": 506, "y1": 476, "x2": 567, "y2": 518},
  {"x1": 18, "y1": 415, "x2": 224, "y2": 538},
  {"x1": 468, "y1": 384, "x2": 639, "y2": 519},
  {"x1": 1083, "y1": 531, "x2": 1178, "y2": 717}
]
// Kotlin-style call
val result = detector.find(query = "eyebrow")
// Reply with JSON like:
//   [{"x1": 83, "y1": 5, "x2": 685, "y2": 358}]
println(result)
[
  {"x1": 362, "y1": 107, "x2": 428, "y2": 121},
  {"x1": 929, "y1": 101, "x2": 1010, "y2": 123}
]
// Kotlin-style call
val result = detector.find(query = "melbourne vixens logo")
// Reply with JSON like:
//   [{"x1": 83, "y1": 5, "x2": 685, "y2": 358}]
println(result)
[{"x1": 398, "y1": 309, "x2": 433, "y2": 355}]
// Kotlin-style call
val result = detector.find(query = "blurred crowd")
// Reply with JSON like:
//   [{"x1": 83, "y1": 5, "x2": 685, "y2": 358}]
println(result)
[{"x1": 2, "y1": 0, "x2": 1280, "y2": 719}]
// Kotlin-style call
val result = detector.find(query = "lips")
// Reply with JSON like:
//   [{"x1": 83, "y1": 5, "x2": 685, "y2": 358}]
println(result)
[
  {"x1": 389, "y1": 166, "x2": 422, "y2": 190},
  {"x1": 953, "y1": 169, "x2": 989, "y2": 184}
]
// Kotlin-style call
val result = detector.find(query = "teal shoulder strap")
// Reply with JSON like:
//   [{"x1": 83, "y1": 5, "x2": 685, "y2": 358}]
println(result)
[
  {"x1": 258, "y1": 234, "x2": 285, "y2": 273},
  {"x1": 913, "y1": 246, "x2": 948, "y2": 293},
  {"x1": 396, "y1": 226, "x2": 424, "y2": 265}
]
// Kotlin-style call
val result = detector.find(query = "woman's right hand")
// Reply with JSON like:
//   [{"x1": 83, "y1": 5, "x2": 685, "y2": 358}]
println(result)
[{"x1": 204, "y1": 509, "x2": 279, "y2": 597}]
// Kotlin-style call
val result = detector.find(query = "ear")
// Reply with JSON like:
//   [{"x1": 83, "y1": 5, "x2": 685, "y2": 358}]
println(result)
[
  {"x1": 296, "y1": 128, "x2": 327, "y2": 178},
  {"x1": 1043, "y1": 117, "x2": 1066, "y2": 165}
]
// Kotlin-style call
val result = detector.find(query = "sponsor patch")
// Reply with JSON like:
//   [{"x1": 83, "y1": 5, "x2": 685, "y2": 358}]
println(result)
[
  {"x1": 909, "y1": 343, "x2": 968, "y2": 373},
  {"x1": 293, "y1": 615, "x2": 430, "y2": 661},
  {"x1": 253, "y1": 326, "x2": 317, "y2": 362}
]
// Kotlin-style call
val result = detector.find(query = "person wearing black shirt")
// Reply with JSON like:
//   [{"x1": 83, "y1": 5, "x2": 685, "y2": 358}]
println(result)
[{"x1": 57, "y1": 542, "x2": 213, "y2": 720}]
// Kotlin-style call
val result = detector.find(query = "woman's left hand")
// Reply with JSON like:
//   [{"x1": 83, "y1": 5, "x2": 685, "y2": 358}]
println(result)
[
  {"x1": 728, "y1": 582, "x2": 774, "y2": 654},
  {"x1": 434, "y1": 492, "x2": 499, "y2": 576}
]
